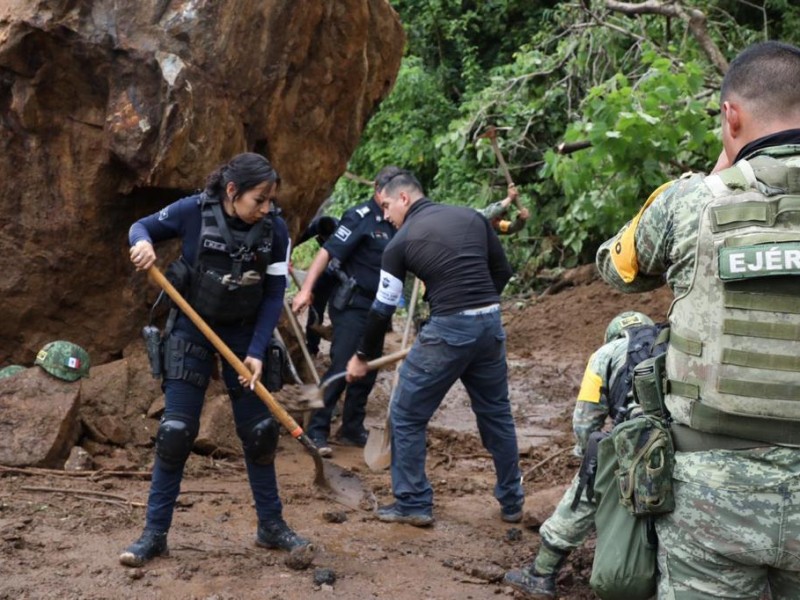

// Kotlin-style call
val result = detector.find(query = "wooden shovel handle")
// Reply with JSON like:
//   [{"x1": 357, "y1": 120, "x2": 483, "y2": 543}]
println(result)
[{"x1": 147, "y1": 266, "x2": 304, "y2": 439}]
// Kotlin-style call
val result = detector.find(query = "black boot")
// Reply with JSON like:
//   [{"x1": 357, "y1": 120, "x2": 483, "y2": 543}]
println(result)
[
  {"x1": 119, "y1": 528, "x2": 169, "y2": 567},
  {"x1": 503, "y1": 567, "x2": 556, "y2": 598},
  {"x1": 256, "y1": 519, "x2": 311, "y2": 552}
]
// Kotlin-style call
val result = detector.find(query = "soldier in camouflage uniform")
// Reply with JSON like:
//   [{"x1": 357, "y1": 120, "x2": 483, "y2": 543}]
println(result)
[
  {"x1": 504, "y1": 311, "x2": 654, "y2": 598},
  {"x1": 479, "y1": 184, "x2": 530, "y2": 235},
  {"x1": 596, "y1": 41, "x2": 800, "y2": 598}
]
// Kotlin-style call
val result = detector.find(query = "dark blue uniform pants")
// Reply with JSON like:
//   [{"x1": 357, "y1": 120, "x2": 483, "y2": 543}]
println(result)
[
  {"x1": 307, "y1": 303, "x2": 379, "y2": 442},
  {"x1": 390, "y1": 310, "x2": 524, "y2": 514},
  {"x1": 145, "y1": 314, "x2": 282, "y2": 532}
]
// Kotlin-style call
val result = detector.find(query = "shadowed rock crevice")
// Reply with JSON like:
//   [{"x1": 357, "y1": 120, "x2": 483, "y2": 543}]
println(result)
[{"x1": 0, "y1": 0, "x2": 404, "y2": 365}]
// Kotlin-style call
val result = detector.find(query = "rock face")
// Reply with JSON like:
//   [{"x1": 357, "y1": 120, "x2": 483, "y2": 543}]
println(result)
[
  {"x1": 0, "y1": 367, "x2": 81, "y2": 467},
  {"x1": 0, "y1": 0, "x2": 404, "y2": 365}
]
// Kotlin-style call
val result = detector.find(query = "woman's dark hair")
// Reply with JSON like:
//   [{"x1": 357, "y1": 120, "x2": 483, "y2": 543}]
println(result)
[{"x1": 204, "y1": 152, "x2": 281, "y2": 200}]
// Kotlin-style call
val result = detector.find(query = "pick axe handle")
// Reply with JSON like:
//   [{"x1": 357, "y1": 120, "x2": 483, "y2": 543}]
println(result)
[
  {"x1": 488, "y1": 136, "x2": 522, "y2": 210},
  {"x1": 147, "y1": 266, "x2": 305, "y2": 439}
]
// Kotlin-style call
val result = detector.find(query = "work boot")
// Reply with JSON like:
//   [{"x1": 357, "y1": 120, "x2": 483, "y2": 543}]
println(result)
[
  {"x1": 503, "y1": 567, "x2": 556, "y2": 598},
  {"x1": 310, "y1": 435, "x2": 333, "y2": 458},
  {"x1": 501, "y1": 503, "x2": 524, "y2": 524},
  {"x1": 119, "y1": 528, "x2": 169, "y2": 567},
  {"x1": 256, "y1": 519, "x2": 312, "y2": 552},
  {"x1": 336, "y1": 430, "x2": 369, "y2": 448},
  {"x1": 376, "y1": 503, "x2": 434, "y2": 527}
]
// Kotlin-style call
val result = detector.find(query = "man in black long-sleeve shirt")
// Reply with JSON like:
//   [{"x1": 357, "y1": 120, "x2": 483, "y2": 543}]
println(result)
[{"x1": 346, "y1": 171, "x2": 525, "y2": 526}]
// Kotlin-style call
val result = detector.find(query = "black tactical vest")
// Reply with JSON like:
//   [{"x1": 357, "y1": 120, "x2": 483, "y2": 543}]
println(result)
[{"x1": 188, "y1": 195, "x2": 273, "y2": 323}]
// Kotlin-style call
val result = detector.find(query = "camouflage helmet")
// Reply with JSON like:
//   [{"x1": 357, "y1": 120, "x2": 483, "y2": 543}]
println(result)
[
  {"x1": 0, "y1": 365, "x2": 25, "y2": 380},
  {"x1": 35, "y1": 341, "x2": 91, "y2": 382},
  {"x1": 604, "y1": 311, "x2": 654, "y2": 344}
]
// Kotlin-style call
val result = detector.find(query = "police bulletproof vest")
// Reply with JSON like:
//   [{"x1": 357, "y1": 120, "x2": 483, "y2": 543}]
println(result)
[
  {"x1": 607, "y1": 324, "x2": 669, "y2": 424},
  {"x1": 665, "y1": 154, "x2": 800, "y2": 445},
  {"x1": 188, "y1": 195, "x2": 273, "y2": 323}
]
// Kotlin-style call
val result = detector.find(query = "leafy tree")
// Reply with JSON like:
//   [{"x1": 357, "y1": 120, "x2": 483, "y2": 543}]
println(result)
[{"x1": 326, "y1": 0, "x2": 800, "y2": 290}]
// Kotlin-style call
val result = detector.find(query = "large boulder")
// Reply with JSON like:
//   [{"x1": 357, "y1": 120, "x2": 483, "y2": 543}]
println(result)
[
  {"x1": 0, "y1": 367, "x2": 81, "y2": 467},
  {"x1": 0, "y1": 0, "x2": 405, "y2": 365}
]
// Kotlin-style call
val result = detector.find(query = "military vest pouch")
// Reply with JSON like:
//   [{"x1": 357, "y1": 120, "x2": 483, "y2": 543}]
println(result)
[
  {"x1": 189, "y1": 267, "x2": 263, "y2": 323},
  {"x1": 614, "y1": 413, "x2": 675, "y2": 516},
  {"x1": 590, "y1": 435, "x2": 658, "y2": 599}
]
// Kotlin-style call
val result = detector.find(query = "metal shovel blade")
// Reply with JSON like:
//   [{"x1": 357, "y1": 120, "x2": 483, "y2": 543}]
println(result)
[
  {"x1": 364, "y1": 420, "x2": 391, "y2": 471},
  {"x1": 321, "y1": 460, "x2": 375, "y2": 511}
]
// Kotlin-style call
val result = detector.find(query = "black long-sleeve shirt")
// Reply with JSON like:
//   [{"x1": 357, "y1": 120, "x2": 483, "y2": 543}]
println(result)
[{"x1": 377, "y1": 198, "x2": 512, "y2": 315}]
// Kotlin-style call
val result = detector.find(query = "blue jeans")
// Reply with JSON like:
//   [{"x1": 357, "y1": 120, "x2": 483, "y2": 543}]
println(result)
[
  {"x1": 307, "y1": 303, "x2": 379, "y2": 441},
  {"x1": 145, "y1": 314, "x2": 283, "y2": 532},
  {"x1": 389, "y1": 310, "x2": 523, "y2": 514}
]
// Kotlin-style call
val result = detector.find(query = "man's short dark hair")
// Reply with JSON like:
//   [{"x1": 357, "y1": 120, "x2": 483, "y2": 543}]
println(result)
[
  {"x1": 374, "y1": 166, "x2": 404, "y2": 190},
  {"x1": 721, "y1": 41, "x2": 800, "y2": 119},
  {"x1": 380, "y1": 171, "x2": 424, "y2": 197}
]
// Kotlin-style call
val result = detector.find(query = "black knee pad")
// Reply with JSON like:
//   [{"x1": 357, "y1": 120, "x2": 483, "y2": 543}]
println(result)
[
  {"x1": 155, "y1": 416, "x2": 198, "y2": 471},
  {"x1": 240, "y1": 416, "x2": 280, "y2": 465}
]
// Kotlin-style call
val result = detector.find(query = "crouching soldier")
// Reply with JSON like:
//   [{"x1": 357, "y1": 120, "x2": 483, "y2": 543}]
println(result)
[{"x1": 504, "y1": 311, "x2": 666, "y2": 598}]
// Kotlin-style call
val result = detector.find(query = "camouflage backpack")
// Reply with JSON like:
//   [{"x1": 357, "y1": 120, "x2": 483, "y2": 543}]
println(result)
[{"x1": 35, "y1": 341, "x2": 91, "y2": 382}]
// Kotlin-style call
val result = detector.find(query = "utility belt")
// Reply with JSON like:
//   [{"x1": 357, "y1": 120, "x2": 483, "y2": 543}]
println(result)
[{"x1": 331, "y1": 278, "x2": 375, "y2": 310}]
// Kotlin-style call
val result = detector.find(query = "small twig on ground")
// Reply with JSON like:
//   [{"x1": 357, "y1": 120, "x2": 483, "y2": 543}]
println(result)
[
  {"x1": 181, "y1": 489, "x2": 231, "y2": 495},
  {"x1": 0, "y1": 465, "x2": 151, "y2": 480},
  {"x1": 523, "y1": 447, "x2": 572, "y2": 480},
  {"x1": 73, "y1": 494, "x2": 145, "y2": 508},
  {"x1": 21, "y1": 485, "x2": 143, "y2": 506}
]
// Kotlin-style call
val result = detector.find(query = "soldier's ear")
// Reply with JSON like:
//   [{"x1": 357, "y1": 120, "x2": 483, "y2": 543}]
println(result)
[{"x1": 722, "y1": 100, "x2": 742, "y2": 139}]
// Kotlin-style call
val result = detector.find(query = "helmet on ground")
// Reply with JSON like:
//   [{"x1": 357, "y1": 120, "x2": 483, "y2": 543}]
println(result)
[
  {"x1": 0, "y1": 365, "x2": 25, "y2": 379},
  {"x1": 35, "y1": 341, "x2": 91, "y2": 382},
  {"x1": 604, "y1": 311, "x2": 654, "y2": 344}
]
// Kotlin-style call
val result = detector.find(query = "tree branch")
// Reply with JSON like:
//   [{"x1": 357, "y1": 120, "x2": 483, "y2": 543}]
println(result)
[{"x1": 604, "y1": 0, "x2": 728, "y2": 74}]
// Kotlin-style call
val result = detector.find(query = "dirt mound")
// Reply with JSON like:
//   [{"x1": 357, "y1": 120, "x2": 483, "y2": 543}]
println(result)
[{"x1": 0, "y1": 276, "x2": 672, "y2": 598}]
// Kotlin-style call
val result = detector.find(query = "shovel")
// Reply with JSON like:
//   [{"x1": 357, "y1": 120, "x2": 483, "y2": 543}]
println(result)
[
  {"x1": 146, "y1": 266, "x2": 368, "y2": 510},
  {"x1": 297, "y1": 347, "x2": 411, "y2": 404},
  {"x1": 364, "y1": 278, "x2": 421, "y2": 471}
]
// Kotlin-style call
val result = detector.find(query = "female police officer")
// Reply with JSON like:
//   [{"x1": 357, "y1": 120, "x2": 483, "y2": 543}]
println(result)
[{"x1": 121, "y1": 152, "x2": 312, "y2": 567}]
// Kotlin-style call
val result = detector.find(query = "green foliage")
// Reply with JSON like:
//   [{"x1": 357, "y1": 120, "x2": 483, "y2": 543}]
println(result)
[{"x1": 337, "y1": 1, "x2": 794, "y2": 291}]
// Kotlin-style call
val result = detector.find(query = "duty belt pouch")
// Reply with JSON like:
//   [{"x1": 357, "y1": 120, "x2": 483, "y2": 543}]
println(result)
[
  {"x1": 264, "y1": 337, "x2": 287, "y2": 392},
  {"x1": 633, "y1": 353, "x2": 667, "y2": 418},
  {"x1": 590, "y1": 435, "x2": 658, "y2": 600},
  {"x1": 330, "y1": 277, "x2": 357, "y2": 311},
  {"x1": 614, "y1": 414, "x2": 676, "y2": 516}
]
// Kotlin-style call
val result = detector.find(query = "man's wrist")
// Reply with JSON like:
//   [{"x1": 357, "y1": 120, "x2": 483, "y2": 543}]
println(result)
[{"x1": 355, "y1": 350, "x2": 369, "y2": 362}]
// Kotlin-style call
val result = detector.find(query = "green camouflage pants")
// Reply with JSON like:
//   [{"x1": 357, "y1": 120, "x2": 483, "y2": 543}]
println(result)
[
  {"x1": 534, "y1": 473, "x2": 597, "y2": 574},
  {"x1": 656, "y1": 446, "x2": 800, "y2": 599}
]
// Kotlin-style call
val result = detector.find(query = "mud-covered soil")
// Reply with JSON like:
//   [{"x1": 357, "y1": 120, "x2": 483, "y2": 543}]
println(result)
[{"x1": 0, "y1": 279, "x2": 672, "y2": 599}]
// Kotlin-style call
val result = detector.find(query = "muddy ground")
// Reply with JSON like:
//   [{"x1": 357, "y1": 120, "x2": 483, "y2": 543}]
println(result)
[{"x1": 0, "y1": 278, "x2": 672, "y2": 600}]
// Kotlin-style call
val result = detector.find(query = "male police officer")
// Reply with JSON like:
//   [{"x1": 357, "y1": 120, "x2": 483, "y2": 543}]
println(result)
[
  {"x1": 292, "y1": 168, "x2": 400, "y2": 456},
  {"x1": 504, "y1": 312, "x2": 658, "y2": 598},
  {"x1": 597, "y1": 41, "x2": 800, "y2": 597}
]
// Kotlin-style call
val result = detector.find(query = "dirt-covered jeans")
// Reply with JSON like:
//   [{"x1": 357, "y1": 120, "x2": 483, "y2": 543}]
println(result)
[{"x1": 389, "y1": 309, "x2": 524, "y2": 514}]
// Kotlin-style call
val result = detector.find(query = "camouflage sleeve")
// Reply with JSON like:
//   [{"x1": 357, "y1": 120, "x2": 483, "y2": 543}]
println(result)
[
  {"x1": 480, "y1": 200, "x2": 507, "y2": 220},
  {"x1": 596, "y1": 181, "x2": 678, "y2": 293},
  {"x1": 571, "y1": 351, "x2": 612, "y2": 455}
]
